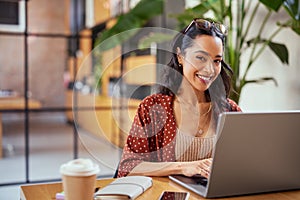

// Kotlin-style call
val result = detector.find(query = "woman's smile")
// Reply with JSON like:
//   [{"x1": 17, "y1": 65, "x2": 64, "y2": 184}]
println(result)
[{"x1": 195, "y1": 72, "x2": 213, "y2": 84}]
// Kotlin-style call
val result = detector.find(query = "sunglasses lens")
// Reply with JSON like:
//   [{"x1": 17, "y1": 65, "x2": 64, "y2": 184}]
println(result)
[
  {"x1": 194, "y1": 19, "x2": 227, "y2": 35},
  {"x1": 215, "y1": 23, "x2": 228, "y2": 35},
  {"x1": 195, "y1": 19, "x2": 210, "y2": 29}
]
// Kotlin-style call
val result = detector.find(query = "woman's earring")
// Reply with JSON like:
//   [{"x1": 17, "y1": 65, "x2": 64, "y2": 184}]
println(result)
[{"x1": 179, "y1": 63, "x2": 182, "y2": 68}]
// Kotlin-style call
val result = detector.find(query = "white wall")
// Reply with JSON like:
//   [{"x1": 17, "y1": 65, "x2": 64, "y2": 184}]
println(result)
[{"x1": 238, "y1": 2, "x2": 300, "y2": 111}]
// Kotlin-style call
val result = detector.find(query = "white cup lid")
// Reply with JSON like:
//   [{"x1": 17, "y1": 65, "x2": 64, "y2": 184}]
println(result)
[{"x1": 60, "y1": 158, "x2": 100, "y2": 176}]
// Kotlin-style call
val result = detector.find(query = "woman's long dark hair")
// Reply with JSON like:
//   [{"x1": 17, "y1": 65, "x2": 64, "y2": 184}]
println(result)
[{"x1": 158, "y1": 20, "x2": 234, "y2": 116}]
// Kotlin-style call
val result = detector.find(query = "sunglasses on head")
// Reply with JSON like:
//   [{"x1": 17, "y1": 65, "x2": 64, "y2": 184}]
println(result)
[{"x1": 183, "y1": 18, "x2": 228, "y2": 36}]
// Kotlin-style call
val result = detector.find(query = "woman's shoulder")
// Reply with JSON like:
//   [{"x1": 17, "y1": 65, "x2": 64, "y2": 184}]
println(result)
[
  {"x1": 226, "y1": 98, "x2": 242, "y2": 112},
  {"x1": 140, "y1": 93, "x2": 174, "y2": 106}
]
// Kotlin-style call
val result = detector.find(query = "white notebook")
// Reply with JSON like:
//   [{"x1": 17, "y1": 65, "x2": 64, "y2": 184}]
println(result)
[{"x1": 94, "y1": 176, "x2": 153, "y2": 200}]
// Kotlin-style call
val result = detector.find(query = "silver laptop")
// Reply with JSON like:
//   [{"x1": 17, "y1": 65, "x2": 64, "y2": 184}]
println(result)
[{"x1": 169, "y1": 111, "x2": 300, "y2": 198}]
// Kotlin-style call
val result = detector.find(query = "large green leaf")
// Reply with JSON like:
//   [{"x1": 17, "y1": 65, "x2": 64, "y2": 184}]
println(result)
[
  {"x1": 174, "y1": 3, "x2": 211, "y2": 29},
  {"x1": 95, "y1": 0, "x2": 163, "y2": 50},
  {"x1": 246, "y1": 38, "x2": 289, "y2": 64},
  {"x1": 173, "y1": 0, "x2": 224, "y2": 29},
  {"x1": 138, "y1": 32, "x2": 175, "y2": 49},
  {"x1": 283, "y1": 0, "x2": 300, "y2": 20},
  {"x1": 259, "y1": 0, "x2": 285, "y2": 12},
  {"x1": 268, "y1": 42, "x2": 289, "y2": 64},
  {"x1": 283, "y1": 0, "x2": 300, "y2": 35}
]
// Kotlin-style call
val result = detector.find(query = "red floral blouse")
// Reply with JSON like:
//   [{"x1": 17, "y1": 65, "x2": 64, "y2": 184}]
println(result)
[{"x1": 117, "y1": 93, "x2": 241, "y2": 177}]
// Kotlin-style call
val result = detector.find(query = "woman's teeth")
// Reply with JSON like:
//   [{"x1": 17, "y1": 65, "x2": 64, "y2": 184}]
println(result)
[{"x1": 196, "y1": 74, "x2": 211, "y2": 81}]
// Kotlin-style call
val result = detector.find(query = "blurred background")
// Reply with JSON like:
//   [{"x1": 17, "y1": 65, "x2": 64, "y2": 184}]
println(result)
[{"x1": 0, "y1": 0, "x2": 299, "y2": 199}]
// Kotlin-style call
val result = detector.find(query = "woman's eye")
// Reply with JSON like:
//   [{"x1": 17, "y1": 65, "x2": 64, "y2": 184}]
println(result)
[
  {"x1": 196, "y1": 56, "x2": 207, "y2": 62},
  {"x1": 214, "y1": 60, "x2": 222, "y2": 65}
]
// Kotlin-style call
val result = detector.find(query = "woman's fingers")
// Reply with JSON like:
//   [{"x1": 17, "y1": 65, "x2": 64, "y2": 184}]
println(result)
[
  {"x1": 181, "y1": 159, "x2": 212, "y2": 178},
  {"x1": 199, "y1": 159, "x2": 212, "y2": 178}
]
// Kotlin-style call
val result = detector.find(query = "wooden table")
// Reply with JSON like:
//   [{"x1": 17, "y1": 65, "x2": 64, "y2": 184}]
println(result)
[
  {"x1": 0, "y1": 97, "x2": 41, "y2": 158},
  {"x1": 20, "y1": 177, "x2": 300, "y2": 200}
]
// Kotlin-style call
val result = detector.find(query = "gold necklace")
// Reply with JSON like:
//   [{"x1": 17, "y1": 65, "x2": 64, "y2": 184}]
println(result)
[
  {"x1": 174, "y1": 97, "x2": 213, "y2": 137},
  {"x1": 200, "y1": 103, "x2": 212, "y2": 115},
  {"x1": 175, "y1": 97, "x2": 212, "y2": 116},
  {"x1": 196, "y1": 104, "x2": 212, "y2": 136}
]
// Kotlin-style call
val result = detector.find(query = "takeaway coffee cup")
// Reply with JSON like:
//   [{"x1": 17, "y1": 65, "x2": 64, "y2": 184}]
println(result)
[{"x1": 60, "y1": 158, "x2": 100, "y2": 200}]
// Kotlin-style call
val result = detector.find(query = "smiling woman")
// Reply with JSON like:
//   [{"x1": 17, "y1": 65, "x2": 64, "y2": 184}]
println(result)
[
  {"x1": 177, "y1": 35, "x2": 223, "y2": 97},
  {"x1": 116, "y1": 18, "x2": 242, "y2": 179}
]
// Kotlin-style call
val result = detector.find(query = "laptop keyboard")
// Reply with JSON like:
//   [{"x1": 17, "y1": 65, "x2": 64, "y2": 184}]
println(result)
[{"x1": 192, "y1": 174, "x2": 208, "y2": 186}]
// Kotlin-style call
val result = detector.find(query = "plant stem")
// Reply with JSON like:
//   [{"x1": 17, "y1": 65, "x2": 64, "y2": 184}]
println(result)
[
  {"x1": 227, "y1": 0, "x2": 234, "y2": 67},
  {"x1": 244, "y1": 0, "x2": 253, "y2": 18},
  {"x1": 235, "y1": 0, "x2": 242, "y2": 55},
  {"x1": 242, "y1": 9, "x2": 272, "y2": 83},
  {"x1": 220, "y1": 0, "x2": 225, "y2": 18},
  {"x1": 234, "y1": 0, "x2": 246, "y2": 84},
  {"x1": 240, "y1": 0, "x2": 246, "y2": 40},
  {"x1": 241, "y1": 1, "x2": 259, "y2": 50}
]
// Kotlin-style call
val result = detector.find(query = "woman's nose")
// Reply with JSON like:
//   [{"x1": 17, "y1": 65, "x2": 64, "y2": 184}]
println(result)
[{"x1": 202, "y1": 59, "x2": 215, "y2": 75}]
